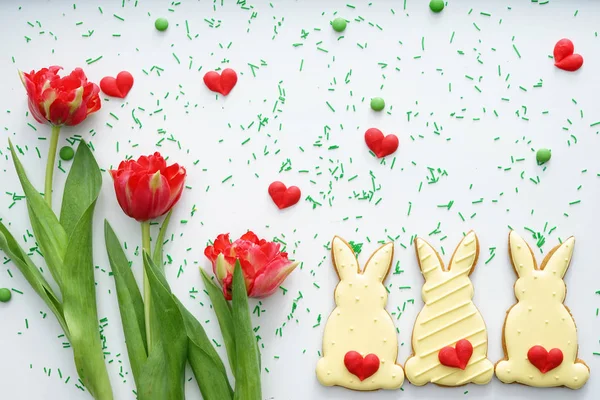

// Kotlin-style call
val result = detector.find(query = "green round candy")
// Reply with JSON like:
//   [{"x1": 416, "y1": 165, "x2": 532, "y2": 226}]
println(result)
[
  {"x1": 536, "y1": 148, "x2": 551, "y2": 164},
  {"x1": 59, "y1": 146, "x2": 74, "y2": 161},
  {"x1": 0, "y1": 288, "x2": 11, "y2": 303},
  {"x1": 429, "y1": 0, "x2": 445, "y2": 13},
  {"x1": 155, "y1": 17, "x2": 169, "y2": 32},
  {"x1": 370, "y1": 97, "x2": 385, "y2": 112},
  {"x1": 332, "y1": 17, "x2": 347, "y2": 33}
]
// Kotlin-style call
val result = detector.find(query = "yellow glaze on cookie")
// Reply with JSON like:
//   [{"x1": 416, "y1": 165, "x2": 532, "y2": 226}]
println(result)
[
  {"x1": 495, "y1": 232, "x2": 590, "y2": 389},
  {"x1": 316, "y1": 237, "x2": 404, "y2": 390},
  {"x1": 405, "y1": 231, "x2": 494, "y2": 386}
]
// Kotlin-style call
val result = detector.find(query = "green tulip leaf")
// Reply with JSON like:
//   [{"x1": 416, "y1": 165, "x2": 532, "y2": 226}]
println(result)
[
  {"x1": 138, "y1": 340, "x2": 170, "y2": 400},
  {"x1": 9, "y1": 140, "x2": 68, "y2": 290},
  {"x1": 200, "y1": 268, "x2": 237, "y2": 378},
  {"x1": 138, "y1": 252, "x2": 187, "y2": 400},
  {"x1": 232, "y1": 261, "x2": 262, "y2": 400},
  {"x1": 60, "y1": 140, "x2": 112, "y2": 399},
  {"x1": 0, "y1": 221, "x2": 68, "y2": 338},
  {"x1": 152, "y1": 209, "x2": 172, "y2": 269},
  {"x1": 104, "y1": 220, "x2": 147, "y2": 389},
  {"x1": 61, "y1": 202, "x2": 113, "y2": 400},
  {"x1": 60, "y1": 141, "x2": 103, "y2": 236},
  {"x1": 175, "y1": 296, "x2": 234, "y2": 400},
  {"x1": 4, "y1": 139, "x2": 112, "y2": 399}
]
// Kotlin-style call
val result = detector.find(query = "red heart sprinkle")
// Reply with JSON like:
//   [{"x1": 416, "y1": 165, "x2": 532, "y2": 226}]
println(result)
[
  {"x1": 553, "y1": 38, "x2": 584, "y2": 72},
  {"x1": 268, "y1": 181, "x2": 301, "y2": 210},
  {"x1": 527, "y1": 345, "x2": 563, "y2": 374},
  {"x1": 344, "y1": 351, "x2": 380, "y2": 381},
  {"x1": 100, "y1": 71, "x2": 134, "y2": 98},
  {"x1": 438, "y1": 339, "x2": 473, "y2": 370},
  {"x1": 203, "y1": 68, "x2": 238, "y2": 96},
  {"x1": 364, "y1": 128, "x2": 399, "y2": 158}
]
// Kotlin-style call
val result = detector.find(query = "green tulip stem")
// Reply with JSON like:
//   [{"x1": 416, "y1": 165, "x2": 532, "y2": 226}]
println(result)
[
  {"x1": 141, "y1": 221, "x2": 153, "y2": 351},
  {"x1": 44, "y1": 125, "x2": 61, "y2": 208}
]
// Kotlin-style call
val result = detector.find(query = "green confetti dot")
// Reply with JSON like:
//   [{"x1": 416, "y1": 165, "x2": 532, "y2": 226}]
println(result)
[
  {"x1": 0, "y1": 288, "x2": 11, "y2": 303},
  {"x1": 429, "y1": 0, "x2": 445, "y2": 13},
  {"x1": 331, "y1": 17, "x2": 347, "y2": 33},
  {"x1": 59, "y1": 146, "x2": 75, "y2": 161},
  {"x1": 370, "y1": 97, "x2": 385, "y2": 112},
  {"x1": 155, "y1": 17, "x2": 169, "y2": 32},
  {"x1": 536, "y1": 148, "x2": 551, "y2": 165}
]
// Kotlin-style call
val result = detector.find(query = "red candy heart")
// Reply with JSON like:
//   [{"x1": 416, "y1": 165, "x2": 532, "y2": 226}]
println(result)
[
  {"x1": 364, "y1": 128, "x2": 399, "y2": 158},
  {"x1": 203, "y1": 68, "x2": 238, "y2": 96},
  {"x1": 527, "y1": 345, "x2": 563, "y2": 374},
  {"x1": 344, "y1": 351, "x2": 380, "y2": 381},
  {"x1": 100, "y1": 71, "x2": 134, "y2": 98},
  {"x1": 268, "y1": 181, "x2": 301, "y2": 210},
  {"x1": 553, "y1": 38, "x2": 583, "y2": 72},
  {"x1": 438, "y1": 339, "x2": 473, "y2": 370}
]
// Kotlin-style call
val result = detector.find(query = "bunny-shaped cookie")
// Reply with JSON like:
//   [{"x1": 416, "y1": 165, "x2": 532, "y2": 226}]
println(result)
[
  {"x1": 316, "y1": 237, "x2": 404, "y2": 390},
  {"x1": 495, "y1": 231, "x2": 590, "y2": 389},
  {"x1": 405, "y1": 231, "x2": 494, "y2": 386}
]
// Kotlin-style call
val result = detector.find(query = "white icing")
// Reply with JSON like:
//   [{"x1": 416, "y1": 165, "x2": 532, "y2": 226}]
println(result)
[
  {"x1": 316, "y1": 237, "x2": 404, "y2": 390},
  {"x1": 405, "y1": 232, "x2": 494, "y2": 386},
  {"x1": 495, "y1": 232, "x2": 590, "y2": 389}
]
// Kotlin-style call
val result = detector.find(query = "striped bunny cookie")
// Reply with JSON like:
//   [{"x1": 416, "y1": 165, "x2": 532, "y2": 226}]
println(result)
[
  {"x1": 316, "y1": 237, "x2": 404, "y2": 390},
  {"x1": 405, "y1": 231, "x2": 493, "y2": 386},
  {"x1": 495, "y1": 231, "x2": 589, "y2": 389}
]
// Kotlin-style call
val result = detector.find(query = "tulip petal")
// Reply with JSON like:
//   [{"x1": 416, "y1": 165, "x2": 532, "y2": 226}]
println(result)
[
  {"x1": 250, "y1": 260, "x2": 299, "y2": 298},
  {"x1": 240, "y1": 231, "x2": 260, "y2": 244},
  {"x1": 21, "y1": 66, "x2": 100, "y2": 127},
  {"x1": 164, "y1": 163, "x2": 182, "y2": 179},
  {"x1": 215, "y1": 253, "x2": 229, "y2": 283},
  {"x1": 150, "y1": 154, "x2": 167, "y2": 173},
  {"x1": 84, "y1": 83, "x2": 101, "y2": 115},
  {"x1": 129, "y1": 172, "x2": 171, "y2": 221},
  {"x1": 111, "y1": 152, "x2": 186, "y2": 221},
  {"x1": 40, "y1": 90, "x2": 57, "y2": 121},
  {"x1": 204, "y1": 233, "x2": 231, "y2": 263},
  {"x1": 112, "y1": 169, "x2": 136, "y2": 218},
  {"x1": 65, "y1": 86, "x2": 87, "y2": 126},
  {"x1": 28, "y1": 97, "x2": 49, "y2": 124},
  {"x1": 48, "y1": 97, "x2": 71, "y2": 126},
  {"x1": 164, "y1": 168, "x2": 186, "y2": 211},
  {"x1": 204, "y1": 231, "x2": 299, "y2": 299}
]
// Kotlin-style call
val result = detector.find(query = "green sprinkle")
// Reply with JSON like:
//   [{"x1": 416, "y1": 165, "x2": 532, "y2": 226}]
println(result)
[
  {"x1": 86, "y1": 55, "x2": 103, "y2": 65},
  {"x1": 512, "y1": 44, "x2": 521, "y2": 58}
]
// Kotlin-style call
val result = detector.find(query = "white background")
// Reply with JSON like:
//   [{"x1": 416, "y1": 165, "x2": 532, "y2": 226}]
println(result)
[{"x1": 1, "y1": 0, "x2": 599, "y2": 399}]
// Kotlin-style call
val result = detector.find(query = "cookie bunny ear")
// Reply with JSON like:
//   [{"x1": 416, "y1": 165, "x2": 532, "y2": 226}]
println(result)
[
  {"x1": 415, "y1": 237, "x2": 443, "y2": 281},
  {"x1": 542, "y1": 236, "x2": 575, "y2": 278},
  {"x1": 331, "y1": 236, "x2": 360, "y2": 281},
  {"x1": 364, "y1": 242, "x2": 393, "y2": 282},
  {"x1": 448, "y1": 231, "x2": 479, "y2": 276},
  {"x1": 509, "y1": 231, "x2": 537, "y2": 277}
]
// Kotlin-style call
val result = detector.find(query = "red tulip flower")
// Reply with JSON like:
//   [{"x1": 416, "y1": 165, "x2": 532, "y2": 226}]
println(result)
[
  {"x1": 204, "y1": 231, "x2": 299, "y2": 300},
  {"x1": 19, "y1": 66, "x2": 101, "y2": 127},
  {"x1": 110, "y1": 152, "x2": 186, "y2": 221}
]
